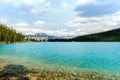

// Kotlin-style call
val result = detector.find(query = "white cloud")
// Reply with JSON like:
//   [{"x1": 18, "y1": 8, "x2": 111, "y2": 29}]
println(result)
[
  {"x1": 14, "y1": 27, "x2": 44, "y2": 35},
  {"x1": 76, "y1": 29, "x2": 87, "y2": 36},
  {"x1": 0, "y1": 19, "x2": 8, "y2": 24},
  {"x1": 20, "y1": 0, "x2": 44, "y2": 5},
  {"x1": 76, "y1": 0, "x2": 95, "y2": 5},
  {"x1": 30, "y1": 9, "x2": 44, "y2": 15},
  {"x1": 30, "y1": 2, "x2": 51, "y2": 15},
  {"x1": 1, "y1": 0, "x2": 120, "y2": 37},
  {"x1": 65, "y1": 11, "x2": 120, "y2": 36},
  {"x1": 62, "y1": 2, "x2": 69, "y2": 8},
  {"x1": 11, "y1": 11, "x2": 120, "y2": 36},
  {"x1": 66, "y1": 11, "x2": 120, "y2": 28},
  {"x1": 46, "y1": 29, "x2": 75, "y2": 37},
  {"x1": 14, "y1": 26, "x2": 76, "y2": 36},
  {"x1": 34, "y1": 21, "x2": 46, "y2": 26},
  {"x1": 0, "y1": 0, "x2": 50, "y2": 15},
  {"x1": 15, "y1": 22, "x2": 28, "y2": 27},
  {"x1": 0, "y1": 0, "x2": 45, "y2": 6},
  {"x1": 0, "y1": 0, "x2": 70, "y2": 16},
  {"x1": 75, "y1": 27, "x2": 114, "y2": 36},
  {"x1": 66, "y1": 17, "x2": 105, "y2": 27}
]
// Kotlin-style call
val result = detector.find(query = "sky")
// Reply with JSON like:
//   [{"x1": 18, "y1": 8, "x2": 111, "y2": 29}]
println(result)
[{"x1": 0, "y1": 0, "x2": 120, "y2": 36}]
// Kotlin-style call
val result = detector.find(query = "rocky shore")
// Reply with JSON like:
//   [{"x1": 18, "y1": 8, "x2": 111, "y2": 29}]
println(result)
[
  {"x1": 0, "y1": 64, "x2": 120, "y2": 80},
  {"x1": 0, "y1": 42, "x2": 7, "y2": 44}
]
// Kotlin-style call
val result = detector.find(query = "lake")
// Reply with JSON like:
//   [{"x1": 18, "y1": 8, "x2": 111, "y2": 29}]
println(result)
[{"x1": 0, "y1": 42, "x2": 120, "y2": 75}]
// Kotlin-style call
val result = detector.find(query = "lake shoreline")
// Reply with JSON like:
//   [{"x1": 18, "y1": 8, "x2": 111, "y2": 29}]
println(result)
[
  {"x1": 0, "y1": 41, "x2": 8, "y2": 44},
  {"x1": 0, "y1": 41, "x2": 33, "y2": 44},
  {"x1": 0, "y1": 62, "x2": 120, "y2": 80},
  {"x1": 1, "y1": 42, "x2": 120, "y2": 80}
]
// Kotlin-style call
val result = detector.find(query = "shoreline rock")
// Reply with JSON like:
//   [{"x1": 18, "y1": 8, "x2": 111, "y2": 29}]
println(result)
[{"x1": 0, "y1": 64, "x2": 120, "y2": 80}]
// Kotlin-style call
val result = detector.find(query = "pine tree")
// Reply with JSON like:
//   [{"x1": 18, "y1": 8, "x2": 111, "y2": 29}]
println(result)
[{"x1": 0, "y1": 24, "x2": 24, "y2": 43}]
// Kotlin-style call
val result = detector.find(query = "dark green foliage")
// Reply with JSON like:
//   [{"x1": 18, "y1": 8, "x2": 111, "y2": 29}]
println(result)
[
  {"x1": 0, "y1": 24, "x2": 24, "y2": 43},
  {"x1": 73, "y1": 28, "x2": 120, "y2": 41},
  {"x1": 49, "y1": 39, "x2": 71, "y2": 42},
  {"x1": 49, "y1": 28, "x2": 120, "y2": 42}
]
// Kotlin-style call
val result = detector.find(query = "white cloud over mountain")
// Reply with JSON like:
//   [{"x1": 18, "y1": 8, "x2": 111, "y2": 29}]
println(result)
[
  {"x1": 0, "y1": 0, "x2": 120, "y2": 36},
  {"x1": 66, "y1": 11, "x2": 120, "y2": 35}
]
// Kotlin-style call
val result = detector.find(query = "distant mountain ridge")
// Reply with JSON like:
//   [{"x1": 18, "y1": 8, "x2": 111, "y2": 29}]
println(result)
[
  {"x1": 49, "y1": 28, "x2": 120, "y2": 42},
  {"x1": 34, "y1": 33, "x2": 48, "y2": 37},
  {"x1": 25, "y1": 33, "x2": 74, "y2": 39}
]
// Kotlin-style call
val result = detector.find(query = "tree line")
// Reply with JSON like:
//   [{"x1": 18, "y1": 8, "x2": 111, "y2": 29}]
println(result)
[
  {"x1": 73, "y1": 28, "x2": 120, "y2": 41},
  {"x1": 0, "y1": 24, "x2": 24, "y2": 43},
  {"x1": 49, "y1": 28, "x2": 120, "y2": 42}
]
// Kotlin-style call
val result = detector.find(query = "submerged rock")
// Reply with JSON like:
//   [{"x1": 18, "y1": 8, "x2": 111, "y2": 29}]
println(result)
[
  {"x1": 0, "y1": 64, "x2": 120, "y2": 80},
  {"x1": 0, "y1": 64, "x2": 31, "y2": 80},
  {"x1": 2, "y1": 64, "x2": 30, "y2": 76}
]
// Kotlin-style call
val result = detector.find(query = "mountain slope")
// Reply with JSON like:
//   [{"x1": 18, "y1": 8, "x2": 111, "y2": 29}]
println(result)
[
  {"x1": 49, "y1": 28, "x2": 120, "y2": 42},
  {"x1": 72, "y1": 28, "x2": 120, "y2": 41},
  {"x1": 34, "y1": 33, "x2": 48, "y2": 37}
]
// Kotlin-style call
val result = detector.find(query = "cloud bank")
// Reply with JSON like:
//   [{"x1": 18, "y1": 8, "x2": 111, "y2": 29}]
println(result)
[{"x1": 0, "y1": 0, "x2": 120, "y2": 36}]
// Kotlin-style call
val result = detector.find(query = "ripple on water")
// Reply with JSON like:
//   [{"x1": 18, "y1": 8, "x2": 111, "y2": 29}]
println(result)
[{"x1": 1, "y1": 42, "x2": 120, "y2": 79}]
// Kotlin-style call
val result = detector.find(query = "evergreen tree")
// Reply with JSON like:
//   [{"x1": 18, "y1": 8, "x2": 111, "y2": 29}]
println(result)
[{"x1": 0, "y1": 24, "x2": 24, "y2": 43}]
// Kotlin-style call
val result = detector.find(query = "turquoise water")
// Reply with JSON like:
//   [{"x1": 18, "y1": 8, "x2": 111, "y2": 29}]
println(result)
[{"x1": 0, "y1": 42, "x2": 120, "y2": 73}]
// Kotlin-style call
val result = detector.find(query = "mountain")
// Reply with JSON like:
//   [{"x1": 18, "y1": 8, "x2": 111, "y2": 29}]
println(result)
[
  {"x1": 34, "y1": 33, "x2": 48, "y2": 37},
  {"x1": 26, "y1": 33, "x2": 74, "y2": 40},
  {"x1": 48, "y1": 35, "x2": 74, "y2": 39},
  {"x1": 72, "y1": 28, "x2": 120, "y2": 41},
  {"x1": 25, "y1": 33, "x2": 59, "y2": 39},
  {"x1": 35, "y1": 33, "x2": 59, "y2": 39},
  {"x1": 49, "y1": 28, "x2": 120, "y2": 42},
  {"x1": 48, "y1": 35, "x2": 59, "y2": 39},
  {"x1": 59, "y1": 36, "x2": 75, "y2": 39}
]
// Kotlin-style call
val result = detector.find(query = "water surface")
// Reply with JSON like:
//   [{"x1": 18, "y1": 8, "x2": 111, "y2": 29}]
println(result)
[{"x1": 0, "y1": 42, "x2": 120, "y2": 73}]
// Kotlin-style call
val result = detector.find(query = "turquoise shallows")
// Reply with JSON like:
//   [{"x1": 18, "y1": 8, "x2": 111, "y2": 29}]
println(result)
[{"x1": 0, "y1": 42, "x2": 120, "y2": 72}]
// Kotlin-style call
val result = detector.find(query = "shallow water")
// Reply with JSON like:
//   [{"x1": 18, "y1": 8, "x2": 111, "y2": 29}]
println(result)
[{"x1": 0, "y1": 42, "x2": 120, "y2": 74}]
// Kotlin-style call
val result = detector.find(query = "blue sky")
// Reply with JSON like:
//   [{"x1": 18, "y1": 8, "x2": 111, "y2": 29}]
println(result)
[{"x1": 0, "y1": 0, "x2": 120, "y2": 36}]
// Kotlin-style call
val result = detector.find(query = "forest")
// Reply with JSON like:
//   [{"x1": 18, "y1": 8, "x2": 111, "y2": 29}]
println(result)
[
  {"x1": 0, "y1": 24, "x2": 24, "y2": 43},
  {"x1": 1, "y1": 22, "x2": 120, "y2": 42},
  {"x1": 49, "y1": 28, "x2": 120, "y2": 42}
]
